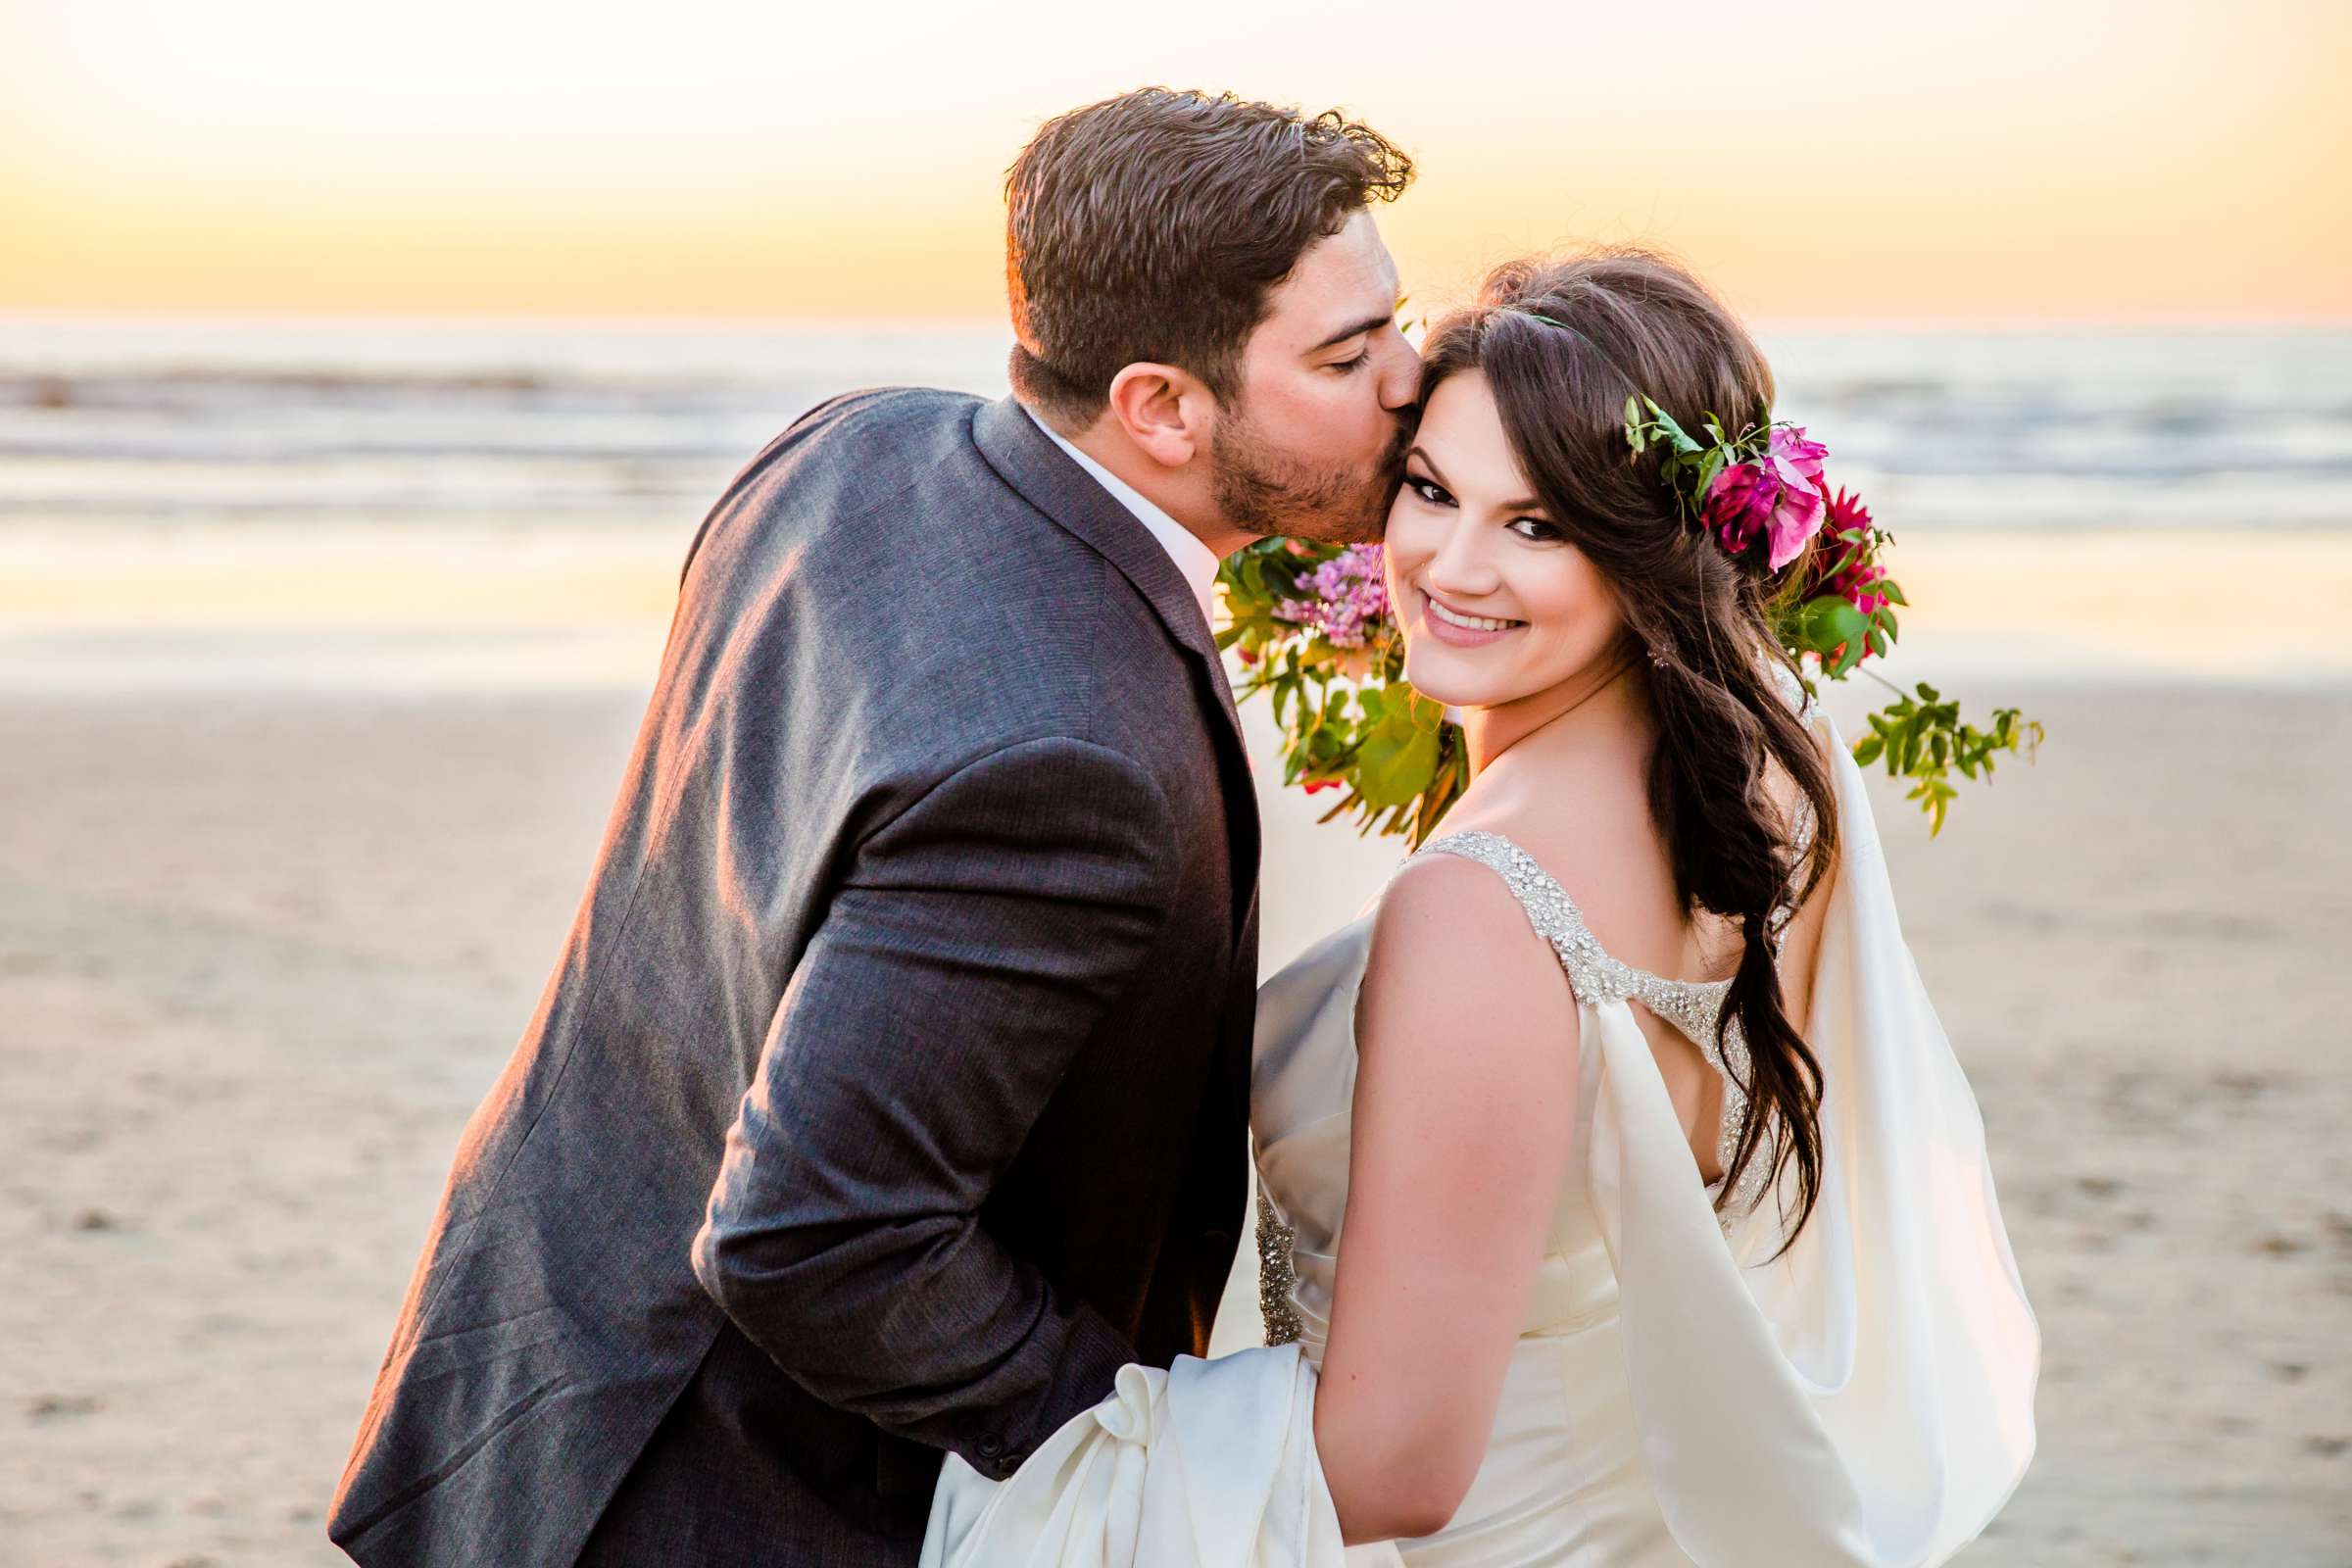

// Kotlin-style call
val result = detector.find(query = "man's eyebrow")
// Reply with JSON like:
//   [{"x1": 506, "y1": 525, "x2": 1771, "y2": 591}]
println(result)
[{"x1": 1308, "y1": 312, "x2": 1396, "y2": 354}]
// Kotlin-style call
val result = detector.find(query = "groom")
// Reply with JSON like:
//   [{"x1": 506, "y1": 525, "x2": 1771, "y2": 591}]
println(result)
[{"x1": 327, "y1": 87, "x2": 1417, "y2": 1566}]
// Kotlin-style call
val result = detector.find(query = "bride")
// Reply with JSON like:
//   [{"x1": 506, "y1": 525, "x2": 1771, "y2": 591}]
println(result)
[{"x1": 923, "y1": 252, "x2": 2039, "y2": 1567}]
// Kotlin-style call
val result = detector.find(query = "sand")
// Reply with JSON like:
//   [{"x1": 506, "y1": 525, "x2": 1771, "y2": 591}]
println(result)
[{"x1": 2, "y1": 652, "x2": 2347, "y2": 1563}]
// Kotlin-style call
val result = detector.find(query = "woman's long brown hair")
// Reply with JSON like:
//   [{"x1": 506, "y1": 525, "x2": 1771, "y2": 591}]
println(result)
[{"x1": 1418, "y1": 249, "x2": 1839, "y2": 1246}]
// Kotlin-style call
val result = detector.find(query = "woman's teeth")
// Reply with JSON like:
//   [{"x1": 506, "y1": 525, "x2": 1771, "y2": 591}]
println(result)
[{"x1": 1427, "y1": 598, "x2": 1520, "y2": 632}]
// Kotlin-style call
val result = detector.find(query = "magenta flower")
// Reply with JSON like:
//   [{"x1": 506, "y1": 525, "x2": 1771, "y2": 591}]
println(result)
[
  {"x1": 1836, "y1": 561, "x2": 1891, "y2": 614},
  {"x1": 1820, "y1": 488, "x2": 1889, "y2": 614},
  {"x1": 1702, "y1": 425, "x2": 1831, "y2": 571}
]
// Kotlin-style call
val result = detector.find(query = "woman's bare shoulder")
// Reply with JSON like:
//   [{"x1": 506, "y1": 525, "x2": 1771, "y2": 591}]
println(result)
[{"x1": 1357, "y1": 850, "x2": 1581, "y2": 1060}]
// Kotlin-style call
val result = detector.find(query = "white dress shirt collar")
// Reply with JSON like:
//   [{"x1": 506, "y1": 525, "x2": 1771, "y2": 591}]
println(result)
[{"x1": 1024, "y1": 405, "x2": 1222, "y2": 631}]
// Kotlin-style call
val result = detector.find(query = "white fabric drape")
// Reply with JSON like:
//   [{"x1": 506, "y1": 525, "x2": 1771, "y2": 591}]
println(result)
[
  {"x1": 1589, "y1": 715, "x2": 2039, "y2": 1563},
  {"x1": 922, "y1": 709, "x2": 2036, "y2": 1567},
  {"x1": 920, "y1": 1343, "x2": 1362, "y2": 1567}
]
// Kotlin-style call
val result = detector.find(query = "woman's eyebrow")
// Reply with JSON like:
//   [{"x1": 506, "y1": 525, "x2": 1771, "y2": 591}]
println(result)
[{"x1": 1405, "y1": 446, "x2": 1544, "y2": 514}]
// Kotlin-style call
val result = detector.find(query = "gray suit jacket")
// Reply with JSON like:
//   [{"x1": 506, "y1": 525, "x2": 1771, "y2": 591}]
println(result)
[{"x1": 327, "y1": 391, "x2": 1261, "y2": 1566}]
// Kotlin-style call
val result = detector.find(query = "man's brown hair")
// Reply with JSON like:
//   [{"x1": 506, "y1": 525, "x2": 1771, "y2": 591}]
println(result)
[{"x1": 1005, "y1": 87, "x2": 1413, "y2": 424}]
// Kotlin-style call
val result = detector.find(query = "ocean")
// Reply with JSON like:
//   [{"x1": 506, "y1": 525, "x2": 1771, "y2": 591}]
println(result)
[{"x1": 2, "y1": 316, "x2": 2348, "y2": 541}]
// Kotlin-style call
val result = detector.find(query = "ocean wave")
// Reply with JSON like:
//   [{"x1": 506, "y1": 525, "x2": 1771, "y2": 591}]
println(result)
[{"x1": 1, "y1": 318, "x2": 2346, "y2": 532}]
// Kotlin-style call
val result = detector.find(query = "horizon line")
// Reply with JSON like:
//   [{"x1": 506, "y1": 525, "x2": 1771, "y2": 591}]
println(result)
[{"x1": 4, "y1": 306, "x2": 2348, "y2": 335}]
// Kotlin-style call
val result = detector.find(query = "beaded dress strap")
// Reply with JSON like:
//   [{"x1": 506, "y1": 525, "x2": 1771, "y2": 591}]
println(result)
[
  {"x1": 1413, "y1": 831, "x2": 1733, "y2": 1037},
  {"x1": 1413, "y1": 829, "x2": 1770, "y2": 1217}
]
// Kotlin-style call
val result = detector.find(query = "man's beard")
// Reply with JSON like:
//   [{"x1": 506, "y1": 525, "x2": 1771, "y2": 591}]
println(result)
[{"x1": 1209, "y1": 404, "x2": 1406, "y2": 545}]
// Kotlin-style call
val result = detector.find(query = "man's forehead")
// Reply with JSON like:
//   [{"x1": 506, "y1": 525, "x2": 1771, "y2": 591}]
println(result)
[{"x1": 1270, "y1": 213, "x2": 1400, "y2": 338}]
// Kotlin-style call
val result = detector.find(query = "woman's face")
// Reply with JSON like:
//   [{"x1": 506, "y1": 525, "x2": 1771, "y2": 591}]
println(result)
[{"x1": 1383, "y1": 370, "x2": 1627, "y2": 709}]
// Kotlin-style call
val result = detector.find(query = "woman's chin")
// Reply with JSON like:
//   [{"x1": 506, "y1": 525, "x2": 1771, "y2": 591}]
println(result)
[{"x1": 1402, "y1": 652, "x2": 1509, "y2": 711}]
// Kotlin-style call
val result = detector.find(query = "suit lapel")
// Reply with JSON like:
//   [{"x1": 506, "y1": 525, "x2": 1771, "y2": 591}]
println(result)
[
  {"x1": 971, "y1": 398, "x2": 1246, "y2": 746},
  {"x1": 971, "y1": 396, "x2": 1260, "y2": 948}
]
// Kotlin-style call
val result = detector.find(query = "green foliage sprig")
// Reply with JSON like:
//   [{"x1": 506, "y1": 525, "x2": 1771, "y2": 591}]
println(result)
[
  {"x1": 1848, "y1": 683, "x2": 2043, "y2": 836},
  {"x1": 1216, "y1": 539, "x2": 1468, "y2": 846}
]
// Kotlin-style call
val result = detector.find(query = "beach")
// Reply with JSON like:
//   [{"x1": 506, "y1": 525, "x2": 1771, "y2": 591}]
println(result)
[
  {"x1": 3, "y1": 317, "x2": 2349, "y2": 1565},
  {"x1": 2, "y1": 665, "x2": 2347, "y2": 1566}
]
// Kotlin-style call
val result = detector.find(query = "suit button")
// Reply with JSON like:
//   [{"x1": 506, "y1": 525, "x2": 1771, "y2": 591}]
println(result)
[{"x1": 977, "y1": 1436, "x2": 1004, "y2": 1459}]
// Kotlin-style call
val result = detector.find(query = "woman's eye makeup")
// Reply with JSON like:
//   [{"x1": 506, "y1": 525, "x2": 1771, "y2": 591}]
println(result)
[
  {"x1": 1403, "y1": 471, "x2": 1552, "y2": 539},
  {"x1": 1403, "y1": 472, "x2": 1453, "y2": 507}
]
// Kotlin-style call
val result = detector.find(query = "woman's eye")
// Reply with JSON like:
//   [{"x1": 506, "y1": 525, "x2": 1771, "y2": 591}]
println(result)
[
  {"x1": 1406, "y1": 477, "x2": 1453, "y2": 507},
  {"x1": 1508, "y1": 517, "x2": 1563, "y2": 542}
]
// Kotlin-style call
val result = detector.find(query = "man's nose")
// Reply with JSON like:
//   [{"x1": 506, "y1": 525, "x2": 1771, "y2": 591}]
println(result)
[{"x1": 1375, "y1": 325, "x2": 1419, "y2": 413}]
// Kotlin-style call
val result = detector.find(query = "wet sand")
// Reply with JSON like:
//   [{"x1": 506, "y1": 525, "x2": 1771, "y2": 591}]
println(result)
[{"x1": 1, "y1": 661, "x2": 2346, "y2": 1563}]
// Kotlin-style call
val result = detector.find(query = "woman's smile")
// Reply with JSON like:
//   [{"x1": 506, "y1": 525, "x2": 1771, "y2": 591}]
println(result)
[{"x1": 1415, "y1": 584, "x2": 1525, "y2": 647}]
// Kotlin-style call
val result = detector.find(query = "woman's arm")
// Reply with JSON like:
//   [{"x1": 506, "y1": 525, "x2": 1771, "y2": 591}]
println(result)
[{"x1": 1313, "y1": 854, "x2": 1585, "y2": 1544}]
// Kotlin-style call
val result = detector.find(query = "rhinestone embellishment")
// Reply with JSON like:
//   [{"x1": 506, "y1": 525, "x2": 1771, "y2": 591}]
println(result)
[
  {"x1": 1255, "y1": 1188, "x2": 1302, "y2": 1347},
  {"x1": 1416, "y1": 829, "x2": 1795, "y2": 1222}
]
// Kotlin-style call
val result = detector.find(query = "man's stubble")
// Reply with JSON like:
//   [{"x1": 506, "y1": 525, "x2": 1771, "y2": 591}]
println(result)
[{"x1": 1209, "y1": 401, "x2": 1409, "y2": 547}]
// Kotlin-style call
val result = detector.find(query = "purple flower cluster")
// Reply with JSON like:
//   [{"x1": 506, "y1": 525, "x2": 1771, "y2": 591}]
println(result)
[{"x1": 1274, "y1": 544, "x2": 1390, "y2": 649}]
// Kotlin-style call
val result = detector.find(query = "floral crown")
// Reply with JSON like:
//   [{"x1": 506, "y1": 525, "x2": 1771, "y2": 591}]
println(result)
[
  {"x1": 1617, "y1": 388, "x2": 1893, "y2": 679},
  {"x1": 1215, "y1": 315, "x2": 2041, "y2": 845}
]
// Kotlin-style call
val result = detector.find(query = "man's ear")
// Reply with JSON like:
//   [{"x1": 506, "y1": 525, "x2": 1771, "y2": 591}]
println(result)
[{"x1": 1104, "y1": 362, "x2": 1216, "y2": 470}]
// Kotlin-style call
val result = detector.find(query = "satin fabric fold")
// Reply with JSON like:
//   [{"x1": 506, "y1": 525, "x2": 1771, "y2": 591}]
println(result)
[
  {"x1": 921, "y1": 1344, "x2": 1366, "y2": 1568},
  {"x1": 1589, "y1": 710, "x2": 2038, "y2": 1564},
  {"x1": 923, "y1": 703, "x2": 2035, "y2": 1567}
]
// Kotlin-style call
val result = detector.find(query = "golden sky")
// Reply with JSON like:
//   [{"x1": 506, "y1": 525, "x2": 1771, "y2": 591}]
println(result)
[{"x1": 2, "y1": 0, "x2": 2345, "y2": 321}]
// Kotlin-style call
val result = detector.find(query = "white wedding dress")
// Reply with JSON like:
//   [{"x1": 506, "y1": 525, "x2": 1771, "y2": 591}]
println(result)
[{"x1": 924, "y1": 699, "x2": 2038, "y2": 1567}]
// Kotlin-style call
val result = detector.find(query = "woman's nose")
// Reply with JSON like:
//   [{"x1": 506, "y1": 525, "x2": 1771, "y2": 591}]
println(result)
[{"x1": 1424, "y1": 518, "x2": 1501, "y2": 598}]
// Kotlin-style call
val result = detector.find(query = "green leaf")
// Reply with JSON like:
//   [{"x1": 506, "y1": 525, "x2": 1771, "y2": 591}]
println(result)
[
  {"x1": 1796, "y1": 595, "x2": 1870, "y2": 658},
  {"x1": 1852, "y1": 733, "x2": 1886, "y2": 766},
  {"x1": 1695, "y1": 447, "x2": 1726, "y2": 504},
  {"x1": 1353, "y1": 709, "x2": 1444, "y2": 809},
  {"x1": 1642, "y1": 397, "x2": 1703, "y2": 456}
]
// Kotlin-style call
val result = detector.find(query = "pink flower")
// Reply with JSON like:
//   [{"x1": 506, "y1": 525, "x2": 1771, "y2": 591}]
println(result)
[
  {"x1": 1822, "y1": 487, "x2": 1889, "y2": 611},
  {"x1": 1821, "y1": 484, "x2": 1873, "y2": 543},
  {"x1": 1833, "y1": 561, "x2": 1891, "y2": 617},
  {"x1": 1814, "y1": 486, "x2": 1888, "y2": 663},
  {"x1": 1302, "y1": 778, "x2": 1341, "y2": 795},
  {"x1": 1702, "y1": 425, "x2": 1830, "y2": 571}
]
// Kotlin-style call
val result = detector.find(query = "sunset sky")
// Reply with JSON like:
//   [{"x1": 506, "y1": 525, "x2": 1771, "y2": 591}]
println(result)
[{"x1": 2, "y1": 0, "x2": 2345, "y2": 322}]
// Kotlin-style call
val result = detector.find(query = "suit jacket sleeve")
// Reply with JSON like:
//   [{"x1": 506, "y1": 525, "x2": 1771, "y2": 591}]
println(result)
[{"x1": 690, "y1": 734, "x2": 1180, "y2": 1480}]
